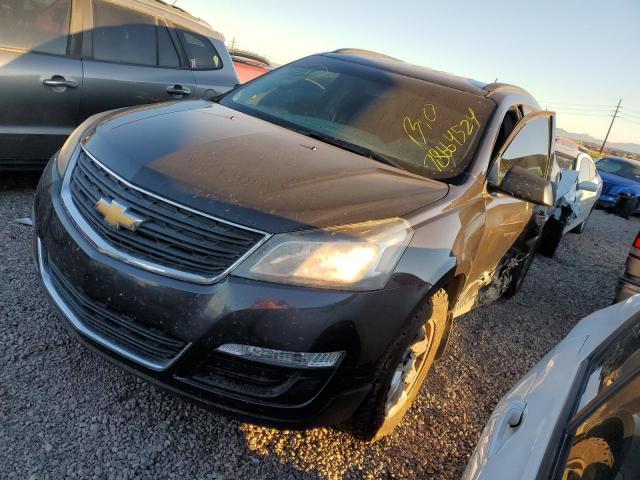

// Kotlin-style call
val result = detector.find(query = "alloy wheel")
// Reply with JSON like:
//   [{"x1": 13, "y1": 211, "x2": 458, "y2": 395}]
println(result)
[{"x1": 384, "y1": 319, "x2": 435, "y2": 419}]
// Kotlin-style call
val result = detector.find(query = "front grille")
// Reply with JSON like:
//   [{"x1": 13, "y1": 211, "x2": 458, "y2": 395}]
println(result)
[
  {"x1": 69, "y1": 149, "x2": 264, "y2": 279},
  {"x1": 48, "y1": 258, "x2": 187, "y2": 362},
  {"x1": 186, "y1": 352, "x2": 331, "y2": 405}
]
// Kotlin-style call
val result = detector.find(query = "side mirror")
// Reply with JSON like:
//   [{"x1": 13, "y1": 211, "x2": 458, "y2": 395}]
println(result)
[
  {"x1": 494, "y1": 166, "x2": 554, "y2": 207},
  {"x1": 578, "y1": 181, "x2": 598, "y2": 192}
]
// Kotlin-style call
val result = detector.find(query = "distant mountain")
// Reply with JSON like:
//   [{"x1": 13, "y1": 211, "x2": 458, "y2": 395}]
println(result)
[{"x1": 557, "y1": 128, "x2": 640, "y2": 155}]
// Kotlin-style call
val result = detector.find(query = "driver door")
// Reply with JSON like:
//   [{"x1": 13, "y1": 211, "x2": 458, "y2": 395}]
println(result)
[{"x1": 463, "y1": 111, "x2": 555, "y2": 307}]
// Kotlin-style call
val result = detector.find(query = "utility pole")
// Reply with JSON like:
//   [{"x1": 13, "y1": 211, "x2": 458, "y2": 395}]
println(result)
[{"x1": 600, "y1": 99, "x2": 622, "y2": 154}]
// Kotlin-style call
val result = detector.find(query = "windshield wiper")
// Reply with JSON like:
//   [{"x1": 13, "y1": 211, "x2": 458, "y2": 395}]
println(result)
[{"x1": 297, "y1": 130, "x2": 399, "y2": 168}]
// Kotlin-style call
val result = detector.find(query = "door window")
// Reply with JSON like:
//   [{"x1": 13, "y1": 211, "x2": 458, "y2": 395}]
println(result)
[
  {"x1": 498, "y1": 116, "x2": 551, "y2": 182},
  {"x1": 0, "y1": 0, "x2": 71, "y2": 55},
  {"x1": 178, "y1": 30, "x2": 222, "y2": 70},
  {"x1": 491, "y1": 107, "x2": 520, "y2": 160},
  {"x1": 560, "y1": 374, "x2": 640, "y2": 480},
  {"x1": 576, "y1": 320, "x2": 640, "y2": 413},
  {"x1": 92, "y1": 0, "x2": 157, "y2": 66},
  {"x1": 557, "y1": 151, "x2": 577, "y2": 170},
  {"x1": 157, "y1": 26, "x2": 180, "y2": 68}
]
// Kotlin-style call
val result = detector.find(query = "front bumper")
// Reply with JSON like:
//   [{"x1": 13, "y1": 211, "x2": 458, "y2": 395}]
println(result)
[
  {"x1": 598, "y1": 192, "x2": 640, "y2": 212},
  {"x1": 33, "y1": 159, "x2": 431, "y2": 428}
]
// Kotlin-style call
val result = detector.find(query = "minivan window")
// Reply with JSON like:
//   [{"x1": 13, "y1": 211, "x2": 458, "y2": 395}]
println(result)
[
  {"x1": 498, "y1": 117, "x2": 551, "y2": 182},
  {"x1": 179, "y1": 30, "x2": 221, "y2": 70},
  {"x1": 561, "y1": 374, "x2": 640, "y2": 480},
  {"x1": 576, "y1": 320, "x2": 640, "y2": 413},
  {"x1": 0, "y1": 0, "x2": 71, "y2": 56},
  {"x1": 219, "y1": 55, "x2": 495, "y2": 182},
  {"x1": 92, "y1": 0, "x2": 157, "y2": 66}
]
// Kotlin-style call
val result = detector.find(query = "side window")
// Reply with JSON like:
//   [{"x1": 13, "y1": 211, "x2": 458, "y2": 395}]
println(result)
[
  {"x1": 0, "y1": 0, "x2": 71, "y2": 56},
  {"x1": 576, "y1": 321, "x2": 640, "y2": 413},
  {"x1": 557, "y1": 152, "x2": 576, "y2": 170},
  {"x1": 498, "y1": 116, "x2": 551, "y2": 183},
  {"x1": 92, "y1": 0, "x2": 157, "y2": 66},
  {"x1": 157, "y1": 26, "x2": 180, "y2": 68},
  {"x1": 491, "y1": 107, "x2": 520, "y2": 160},
  {"x1": 561, "y1": 374, "x2": 640, "y2": 480},
  {"x1": 178, "y1": 30, "x2": 222, "y2": 70}
]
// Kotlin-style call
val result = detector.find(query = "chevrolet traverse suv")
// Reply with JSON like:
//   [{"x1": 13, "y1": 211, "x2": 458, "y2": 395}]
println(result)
[
  {"x1": 0, "y1": 0, "x2": 238, "y2": 169},
  {"x1": 34, "y1": 50, "x2": 556, "y2": 440}
]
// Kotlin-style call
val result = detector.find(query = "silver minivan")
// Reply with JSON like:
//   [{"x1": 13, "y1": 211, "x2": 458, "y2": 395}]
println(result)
[{"x1": 0, "y1": 0, "x2": 238, "y2": 169}]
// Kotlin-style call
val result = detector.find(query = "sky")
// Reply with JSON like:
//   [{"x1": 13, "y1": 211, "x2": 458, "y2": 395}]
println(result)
[{"x1": 178, "y1": 0, "x2": 640, "y2": 144}]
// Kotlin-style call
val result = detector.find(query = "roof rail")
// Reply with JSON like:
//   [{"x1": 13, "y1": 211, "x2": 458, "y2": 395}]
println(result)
[
  {"x1": 332, "y1": 48, "x2": 402, "y2": 62},
  {"x1": 151, "y1": 0, "x2": 212, "y2": 28},
  {"x1": 154, "y1": 0, "x2": 187, "y2": 13}
]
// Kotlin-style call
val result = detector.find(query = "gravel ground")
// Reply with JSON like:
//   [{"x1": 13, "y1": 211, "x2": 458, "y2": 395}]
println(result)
[{"x1": 1, "y1": 172, "x2": 638, "y2": 480}]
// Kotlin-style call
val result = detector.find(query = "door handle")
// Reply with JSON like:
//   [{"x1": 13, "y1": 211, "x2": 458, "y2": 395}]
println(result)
[
  {"x1": 166, "y1": 85, "x2": 191, "y2": 96},
  {"x1": 43, "y1": 77, "x2": 78, "y2": 88}
]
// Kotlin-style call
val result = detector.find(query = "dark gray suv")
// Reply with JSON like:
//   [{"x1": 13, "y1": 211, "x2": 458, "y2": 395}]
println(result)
[{"x1": 0, "y1": 0, "x2": 238, "y2": 169}]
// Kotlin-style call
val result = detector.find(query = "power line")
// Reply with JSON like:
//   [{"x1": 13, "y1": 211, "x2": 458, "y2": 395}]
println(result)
[
  {"x1": 539, "y1": 100, "x2": 613, "y2": 107},
  {"x1": 549, "y1": 110, "x2": 614, "y2": 118},
  {"x1": 618, "y1": 116, "x2": 640, "y2": 125},
  {"x1": 620, "y1": 110, "x2": 640, "y2": 120},
  {"x1": 542, "y1": 105, "x2": 615, "y2": 112}
]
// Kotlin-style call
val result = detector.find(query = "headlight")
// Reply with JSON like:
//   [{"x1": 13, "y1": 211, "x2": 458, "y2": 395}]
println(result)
[
  {"x1": 234, "y1": 218, "x2": 413, "y2": 290},
  {"x1": 56, "y1": 112, "x2": 109, "y2": 177}
]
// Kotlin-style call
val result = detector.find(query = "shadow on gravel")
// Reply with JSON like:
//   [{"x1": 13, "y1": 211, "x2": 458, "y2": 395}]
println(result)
[{"x1": 0, "y1": 171, "x2": 42, "y2": 191}]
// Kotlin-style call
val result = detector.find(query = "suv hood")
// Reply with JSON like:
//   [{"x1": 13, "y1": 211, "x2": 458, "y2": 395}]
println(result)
[{"x1": 82, "y1": 100, "x2": 449, "y2": 233}]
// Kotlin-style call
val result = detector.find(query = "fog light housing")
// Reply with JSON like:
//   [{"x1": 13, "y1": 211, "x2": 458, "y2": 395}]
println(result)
[{"x1": 215, "y1": 344, "x2": 344, "y2": 369}]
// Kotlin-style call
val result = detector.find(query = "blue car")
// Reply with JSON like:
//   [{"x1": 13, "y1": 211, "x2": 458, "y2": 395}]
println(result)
[{"x1": 596, "y1": 156, "x2": 640, "y2": 214}]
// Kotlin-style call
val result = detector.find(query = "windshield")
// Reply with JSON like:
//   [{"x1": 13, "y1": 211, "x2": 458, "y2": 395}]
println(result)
[
  {"x1": 220, "y1": 55, "x2": 495, "y2": 182},
  {"x1": 596, "y1": 157, "x2": 640, "y2": 181}
]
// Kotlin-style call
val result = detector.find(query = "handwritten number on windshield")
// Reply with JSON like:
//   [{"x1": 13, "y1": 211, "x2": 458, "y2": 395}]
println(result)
[
  {"x1": 423, "y1": 108, "x2": 481, "y2": 171},
  {"x1": 403, "y1": 104, "x2": 437, "y2": 147}
]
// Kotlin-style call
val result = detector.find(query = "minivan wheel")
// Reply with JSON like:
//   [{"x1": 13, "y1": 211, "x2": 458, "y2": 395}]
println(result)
[{"x1": 348, "y1": 289, "x2": 448, "y2": 442}]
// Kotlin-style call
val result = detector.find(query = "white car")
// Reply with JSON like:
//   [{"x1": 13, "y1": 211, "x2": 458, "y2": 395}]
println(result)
[
  {"x1": 538, "y1": 139, "x2": 602, "y2": 257},
  {"x1": 464, "y1": 296, "x2": 640, "y2": 480}
]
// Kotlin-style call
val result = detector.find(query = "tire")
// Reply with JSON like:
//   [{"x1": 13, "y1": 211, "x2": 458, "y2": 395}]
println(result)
[
  {"x1": 348, "y1": 289, "x2": 449, "y2": 442},
  {"x1": 571, "y1": 207, "x2": 593, "y2": 234},
  {"x1": 537, "y1": 217, "x2": 564, "y2": 258},
  {"x1": 503, "y1": 251, "x2": 534, "y2": 299},
  {"x1": 620, "y1": 197, "x2": 638, "y2": 220}
]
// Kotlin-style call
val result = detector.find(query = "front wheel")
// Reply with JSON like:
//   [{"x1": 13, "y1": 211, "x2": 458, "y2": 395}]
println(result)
[
  {"x1": 571, "y1": 207, "x2": 594, "y2": 234},
  {"x1": 348, "y1": 289, "x2": 449, "y2": 442},
  {"x1": 503, "y1": 251, "x2": 534, "y2": 298},
  {"x1": 537, "y1": 217, "x2": 564, "y2": 258}
]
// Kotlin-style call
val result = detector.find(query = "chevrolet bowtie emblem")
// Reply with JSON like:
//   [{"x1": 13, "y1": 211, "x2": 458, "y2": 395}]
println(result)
[{"x1": 95, "y1": 198, "x2": 145, "y2": 231}]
